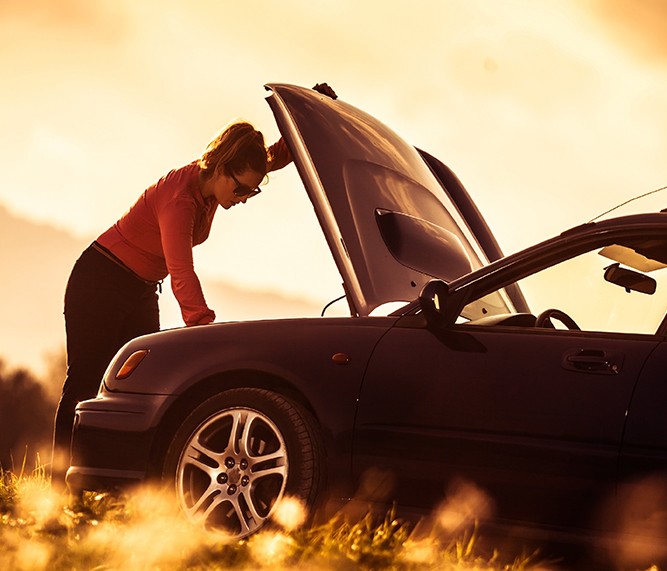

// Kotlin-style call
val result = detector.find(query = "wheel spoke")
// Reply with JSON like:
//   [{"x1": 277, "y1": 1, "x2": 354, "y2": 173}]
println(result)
[
  {"x1": 239, "y1": 489, "x2": 263, "y2": 530},
  {"x1": 253, "y1": 462, "x2": 287, "y2": 480},
  {"x1": 251, "y1": 448, "x2": 286, "y2": 466},
  {"x1": 183, "y1": 435, "x2": 220, "y2": 477},
  {"x1": 185, "y1": 482, "x2": 219, "y2": 518},
  {"x1": 250, "y1": 447, "x2": 288, "y2": 479},
  {"x1": 237, "y1": 412, "x2": 255, "y2": 457},
  {"x1": 253, "y1": 464, "x2": 288, "y2": 479},
  {"x1": 230, "y1": 494, "x2": 257, "y2": 535},
  {"x1": 182, "y1": 452, "x2": 216, "y2": 476},
  {"x1": 201, "y1": 492, "x2": 228, "y2": 522},
  {"x1": 230, "y1": 410, "x2": 246, "y2": 455},
  {"x1": 199, "y1": 493, "x2": 261, "y2": 536}
]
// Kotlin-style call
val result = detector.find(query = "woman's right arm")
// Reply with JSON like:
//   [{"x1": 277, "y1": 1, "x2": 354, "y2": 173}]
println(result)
[
  {"x1": 267, "y1": 138, "x2": 293, "y2": 172},
  {"x1": 158, "y1": 197, "x2": 216, "y2": 326}
]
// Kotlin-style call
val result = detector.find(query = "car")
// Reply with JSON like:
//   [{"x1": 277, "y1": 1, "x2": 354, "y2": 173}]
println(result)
[{"x1": 67, "y1": 84, "x2": 667, "y2": 565}]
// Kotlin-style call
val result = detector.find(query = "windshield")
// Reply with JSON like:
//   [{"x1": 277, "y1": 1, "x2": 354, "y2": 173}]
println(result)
[{"x1": 463, "y1": 248, "x2": 667, "y2": 335}]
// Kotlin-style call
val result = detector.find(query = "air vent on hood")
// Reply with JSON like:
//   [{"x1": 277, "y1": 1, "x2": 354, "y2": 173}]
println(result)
[{"x1": 376, "y1": 209, "x2": 472, "y2": 282}]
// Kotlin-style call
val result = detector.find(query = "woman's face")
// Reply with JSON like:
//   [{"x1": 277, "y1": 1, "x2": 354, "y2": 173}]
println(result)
[{"x1": 205, "y1": 168, "x2": 264, "y2": 209}]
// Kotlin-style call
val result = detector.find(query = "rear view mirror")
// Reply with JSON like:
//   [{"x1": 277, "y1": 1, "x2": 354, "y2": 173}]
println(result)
[
  {"x1": 418, "y1": 280, "x2": 449, "y2": 326},
  {"x1": 604, "y1": 263, "x2": 656, "y2": 295}
]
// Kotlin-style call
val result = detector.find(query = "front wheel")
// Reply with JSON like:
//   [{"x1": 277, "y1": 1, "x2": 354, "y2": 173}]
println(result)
[{"x1": 162, "y1": 388, "x2": 323, "y2": 538}]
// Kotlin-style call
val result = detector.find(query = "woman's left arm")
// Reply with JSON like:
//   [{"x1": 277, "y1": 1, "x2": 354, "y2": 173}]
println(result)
[{"x1": 265, "y1": 85, "x2": 336, "y2": 173}]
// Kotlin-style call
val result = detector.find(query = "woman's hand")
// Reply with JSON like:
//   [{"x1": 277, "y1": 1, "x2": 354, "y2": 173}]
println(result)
[{"x1": 312, "y1": 83, "x2": 337, "y2": 99}]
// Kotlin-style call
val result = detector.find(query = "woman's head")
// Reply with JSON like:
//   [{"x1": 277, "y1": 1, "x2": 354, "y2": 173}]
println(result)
[{"x1": 198, "y1": 121, "x2": 268, "y2": 181}]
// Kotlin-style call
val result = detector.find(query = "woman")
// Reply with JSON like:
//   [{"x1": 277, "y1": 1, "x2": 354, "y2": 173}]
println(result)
[{"x1": 52, "y1": 121, "x2": 292, "y2": 479}]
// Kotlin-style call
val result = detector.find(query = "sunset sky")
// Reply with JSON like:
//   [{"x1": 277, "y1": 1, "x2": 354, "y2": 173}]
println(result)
[{"x1": 2, "y1": 0, "x2": 666, "y2": 322}]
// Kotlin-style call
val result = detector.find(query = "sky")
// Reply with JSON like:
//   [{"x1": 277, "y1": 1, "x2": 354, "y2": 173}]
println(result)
[{"x1": 1, "y1": 0, "x2": 666, "y2": 307}]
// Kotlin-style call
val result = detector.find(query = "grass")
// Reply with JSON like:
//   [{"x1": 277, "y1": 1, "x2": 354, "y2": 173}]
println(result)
[
  {"x1": 3, "y1": 461, "x2": 665, "y2": 570},
  {"x1": 0, "y1": 462, "x2": 549, "y2": 571}
]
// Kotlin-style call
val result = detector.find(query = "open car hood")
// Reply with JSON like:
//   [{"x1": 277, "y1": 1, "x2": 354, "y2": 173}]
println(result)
[{"x1": 265, "y1": 84, "x2": 503, "y2": 317}]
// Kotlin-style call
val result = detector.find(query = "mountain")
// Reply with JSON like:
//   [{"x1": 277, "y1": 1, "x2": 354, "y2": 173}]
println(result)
[
  {"x1": 0, "y1": 206, "x2": 328, "y2": 375},
  {"x1": 0, "y1": 206, "x2": 86, "y2": 373}
]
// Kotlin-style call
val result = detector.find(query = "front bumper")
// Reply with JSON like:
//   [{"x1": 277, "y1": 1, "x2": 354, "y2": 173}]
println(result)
[{"x1": 66, "y1": 390, "x2": 177, "y2": 492}]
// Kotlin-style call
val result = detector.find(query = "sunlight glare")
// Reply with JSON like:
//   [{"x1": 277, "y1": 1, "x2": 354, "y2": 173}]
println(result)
[
  {"x1": 272, "y1": 495, "x2": 307, "y2": 531},
  {"x1": 399, "y1": 537, "x2": 438, "y2": 566},
  {"x1": 248, "y1": 530, "x2": 295, "y2": 567},
  {"x1": 16, "y1": 476, "x2": 61, "y2": 526},
  {"x1": 15, "y1": 539, "x2": 52, "y2": 571},
  {"x1": 436, "y1": 479, "x2": 494, "y2": 535},
  {"x1": 82, "y1": 486, "x2": 203, "y2": 569}
]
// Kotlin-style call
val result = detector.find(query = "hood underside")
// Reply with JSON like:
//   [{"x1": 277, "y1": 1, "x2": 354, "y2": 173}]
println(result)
[{"x1": 266, "y1": 84, "x2": 493, "y2": 317}]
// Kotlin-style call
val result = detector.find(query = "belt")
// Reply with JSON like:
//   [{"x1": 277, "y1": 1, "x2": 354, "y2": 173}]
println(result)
[{"x1": 91, "y1": 241, "x2": 163, "y2": 292}]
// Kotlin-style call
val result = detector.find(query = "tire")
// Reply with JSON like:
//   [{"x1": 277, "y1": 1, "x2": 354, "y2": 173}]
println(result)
[{"x1": 162, "y1": 388, "x2": 323, "y2": 538}]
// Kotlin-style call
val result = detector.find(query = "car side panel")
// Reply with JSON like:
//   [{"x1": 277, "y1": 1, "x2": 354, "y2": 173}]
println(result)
[
  {"x1": 353, "y1": 320, "x2": 659, "y2": 530},
  {"x1": 619, "y1": 341, "x2": 667, "y2": 477}
]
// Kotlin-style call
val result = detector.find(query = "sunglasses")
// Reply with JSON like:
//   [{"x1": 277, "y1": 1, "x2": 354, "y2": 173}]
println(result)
[{"x1": 230, "y1": 172, "x2": 262, "y2": 198}]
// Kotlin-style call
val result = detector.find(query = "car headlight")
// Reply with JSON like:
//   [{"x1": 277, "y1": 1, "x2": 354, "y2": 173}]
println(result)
[{"x1": 115, "y1": 349, "x2": 150, "y2": 380}]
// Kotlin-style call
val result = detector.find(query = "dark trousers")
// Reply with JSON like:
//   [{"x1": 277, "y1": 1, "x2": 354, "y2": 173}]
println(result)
[{"x1": 53, "y1": 244, "x2": 159, "y2": 479}]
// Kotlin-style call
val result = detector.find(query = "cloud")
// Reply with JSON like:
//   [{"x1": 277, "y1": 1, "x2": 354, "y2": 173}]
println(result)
[
  {"x1": 585, "y1": 0, "x2": 667, "y2": 64},
  {"x1": 2, "y1": 0, "x2": 667, "y2": 294},
  {"x1": 0, "y1": 0, "x2": 128, "y2": 44}
]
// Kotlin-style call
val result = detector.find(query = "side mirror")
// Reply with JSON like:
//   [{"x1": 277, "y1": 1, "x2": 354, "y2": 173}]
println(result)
[
  {"x1": 418, "y1": 280, "x2": 449, "y2": 327},
  {"x1": 604, "y1": 263, "x2": 656, "y2": 295}
]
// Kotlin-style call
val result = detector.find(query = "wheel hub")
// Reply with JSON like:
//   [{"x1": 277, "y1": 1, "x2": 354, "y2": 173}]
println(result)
[{"x1": 227, "y1": 465, "x2": 242, "y2": 486}]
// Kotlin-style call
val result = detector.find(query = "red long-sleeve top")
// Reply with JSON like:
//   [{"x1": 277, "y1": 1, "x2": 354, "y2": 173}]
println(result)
[{"x1": 97, "y1": 139, "x2": 291, "y2": 326}]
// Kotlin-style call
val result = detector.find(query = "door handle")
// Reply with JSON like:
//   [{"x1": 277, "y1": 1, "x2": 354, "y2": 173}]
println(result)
[{"x1": 562, "y1": 349, "x2": 624, "y2": 374}]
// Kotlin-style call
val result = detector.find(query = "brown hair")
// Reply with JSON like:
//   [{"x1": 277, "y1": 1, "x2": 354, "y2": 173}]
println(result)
[{"x1": 198, "y1": 121, "x2": 268, "y2": 181}]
